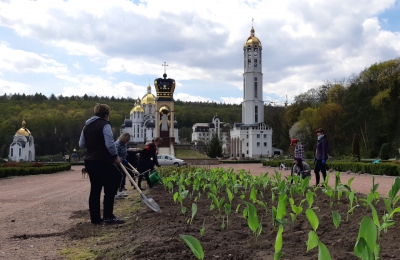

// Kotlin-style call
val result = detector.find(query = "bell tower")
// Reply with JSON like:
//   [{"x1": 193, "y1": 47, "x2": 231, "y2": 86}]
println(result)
[{"x1": 242, "y1": 26, "x2": 264, "y2": 124}]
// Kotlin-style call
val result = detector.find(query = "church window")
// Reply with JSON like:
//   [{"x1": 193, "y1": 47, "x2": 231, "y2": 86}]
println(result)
[
  {"x1": 254, "y1": 81, "x2": 257, "y2": 97},
  {"x1": 19, "y1": 148, "x2": 21, "y2": 156},
  {"x1": 11, "y1": 148, "x2": 13, "y2": 157},
  {"x1": 248, "y1": 59, "x2": 251, "y2": 67},
  {"x1": 246, "y1": 143, "x2": 248, "y2": 147},
  {"x1": 257, "y1": 142, "x2": 260, "y2": 147},
  {"x1": 254, "y1": 59, "x2": 257, "y2": 67},
  {"x1": 264, "y1": 134, "x2": 267, "y2": 138},
  {"x1": 257, "y1": 134, "x2": 260, "y2": 138},
  {"x1": 255, "y1": 106, "x2": 259, "y2": 122},
  {"x1": 264, "y1": 142, "x2": 267, "y2": 147},
  {"x1": 246, "y1": 135, "x2": 248, "y2": 138},
  {"x1": 247, "y1": 150, "x2": 249, "y2": 154}
]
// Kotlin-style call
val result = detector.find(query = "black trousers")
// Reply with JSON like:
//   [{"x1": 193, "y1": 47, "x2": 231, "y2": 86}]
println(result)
[
  {"x1": 85, "y1": 160, "x2": 116, "y2": 222},
  {"x1": 137, "y1": 160, "x2": 152, "y2": 188},
  {"x1": 314, "y1": 159, "x2": 327, "y2": 185}
]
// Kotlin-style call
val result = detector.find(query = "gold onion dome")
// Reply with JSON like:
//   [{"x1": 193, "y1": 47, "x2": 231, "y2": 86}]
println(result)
[
  {"x1": 15, "y1": 120, "x2": 31, "y2": 137},
  {"x1": 142, "y1": 85, "x2": 156, "y2": 105},
  {"x1": 130, "y1": 104, "x2": 144, "y2": 114},
  {"x1": 244, "y1": 27, "x2": 262, "y2": 47}
]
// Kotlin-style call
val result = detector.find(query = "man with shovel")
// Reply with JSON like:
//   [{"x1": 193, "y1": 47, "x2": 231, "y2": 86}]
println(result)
[{"x1": 79, "y1": 103, "x2": 125, "y2": 225}]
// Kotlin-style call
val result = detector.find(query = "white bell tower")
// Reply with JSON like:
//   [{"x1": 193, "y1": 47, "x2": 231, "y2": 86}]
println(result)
[{"x1": 242, "y1": 26, "x2": 264, "y2": 124}]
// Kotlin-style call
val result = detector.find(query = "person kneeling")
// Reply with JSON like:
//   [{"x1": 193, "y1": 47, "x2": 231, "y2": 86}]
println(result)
[{"x1": 293, "y1": 157, "x2": 311, "y2": 180}]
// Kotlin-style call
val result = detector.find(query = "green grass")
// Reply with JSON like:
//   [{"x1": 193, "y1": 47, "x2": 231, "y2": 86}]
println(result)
[{"x1": 175, "y1": 149, "x2": 209, "y2": 159}]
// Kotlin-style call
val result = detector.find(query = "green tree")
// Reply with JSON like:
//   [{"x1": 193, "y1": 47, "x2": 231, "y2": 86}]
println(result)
[
  {"x1": 352, "y1": 134, "x2": 360, "y2": 162},
  {"x1": 380, "y1": 143, "x2": 390, "y2": 160},
  {"x1": 206, "y1": 134, "x2": 222, "y2": 158}
]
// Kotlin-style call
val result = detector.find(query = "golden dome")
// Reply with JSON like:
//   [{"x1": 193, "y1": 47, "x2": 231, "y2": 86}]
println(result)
[
  {"x1": 142, "y1": 93, "x2": 155, "y2": 105},
  {"x1": 130, "y1": 105, "x2": 144, "y2": 114},
  {"x1": 15, "y1": 121, "x2": 31, "y2": 137},
  {"x1": 244, "y1": 27, "x2": 262, "y2": 47}
]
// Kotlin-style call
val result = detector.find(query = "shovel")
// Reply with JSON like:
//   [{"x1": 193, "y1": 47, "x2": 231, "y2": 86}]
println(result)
[{"x1": 119, "y1": 163, "x2": 161, "y2": 212}]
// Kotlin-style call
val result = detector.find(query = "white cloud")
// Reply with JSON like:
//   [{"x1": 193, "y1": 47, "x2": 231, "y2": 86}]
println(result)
[
  {"x1": 73, "y1": 62, "x2": 81, "y2": 70},
  {"x1": 0, "y1": 42, "x2": 69, "y2": 74},
  {"x1": 1, "y1": 0, "x2": 400, "y2": 103},
  {"x1": 0, "y1": 78, "x2": 29, "y2": 93},
  {"x1": 174, "y1": 93, "x2": 211, "y2": 102},
  {"x1": 56, "y1": 74, "x2": 147, "y2": 98},
  {"x1": 220, "y1": 97, "x2": 242, "y2": 104}
]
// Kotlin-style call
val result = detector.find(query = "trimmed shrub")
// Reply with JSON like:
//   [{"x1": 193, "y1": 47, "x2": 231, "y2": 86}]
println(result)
[{"x1": 0, "y1": 163, "x2": 71, "y2": 179}]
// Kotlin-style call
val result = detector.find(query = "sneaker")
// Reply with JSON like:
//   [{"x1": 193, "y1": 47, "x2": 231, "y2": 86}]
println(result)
[
  {"x1": 104, "y1": 217, "x2": 125, "y2": 224},
  {"x1": 118, "y1": 191, "x2": 128, "y2": 197}
]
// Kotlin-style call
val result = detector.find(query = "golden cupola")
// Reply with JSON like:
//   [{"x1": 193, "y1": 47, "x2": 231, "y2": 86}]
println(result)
[
  {"x1": 15, "y1": 121, "x2": 31, "y2": 137},
  {"x1": 141, "y1": 85, "x2": 156, "y2": 105},
  {"x1": 244, "y1": 27, "x2": 262, "y2": 48},
  {"x1": 130, "y1": 103, "x2": 144, "y2": 114}
]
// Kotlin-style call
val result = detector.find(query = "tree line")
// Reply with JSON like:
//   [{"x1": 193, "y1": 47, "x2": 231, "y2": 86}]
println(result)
[
  {"x1": 286, "y1": 58, "x2": 400, "y2": 159},
  {"x1": 1, "y1": 57, "x2": 399, "y2": 159}
]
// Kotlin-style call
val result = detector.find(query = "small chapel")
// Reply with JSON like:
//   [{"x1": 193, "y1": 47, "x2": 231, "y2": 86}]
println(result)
[{"x1": 9, "y1": 121, "x2": 35, "y2": 162}]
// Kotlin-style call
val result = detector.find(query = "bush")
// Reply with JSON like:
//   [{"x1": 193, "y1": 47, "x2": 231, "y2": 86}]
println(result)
[{"x1": 0, "y1": 163, "x2": 71, "y2": 179}]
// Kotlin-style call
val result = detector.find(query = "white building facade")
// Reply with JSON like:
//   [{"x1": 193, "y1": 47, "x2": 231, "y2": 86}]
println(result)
[
  {"x1": 9, "y1": 121, "x2": 35, "y2": 162},
  {"x1": 121, "y1": 85, "x2": 179, "y2": 144},
  {"x1": 192, "y1": 115, "x2": 230, "y2": 155},
  {"x1": 230, "y1": 27, "x2": 274, "y2": 158}
]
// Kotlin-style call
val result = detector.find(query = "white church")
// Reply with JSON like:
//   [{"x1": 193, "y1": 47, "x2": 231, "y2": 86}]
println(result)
[
  {"x1": 9, "y1": 121, "x2": 35, "y2": 162},
  {"x1": 190, "y1": 26, "x2": 281, "y2": 158},
  {"x1": 120, "y1": 85, "x2": 179, "y2": 144}
]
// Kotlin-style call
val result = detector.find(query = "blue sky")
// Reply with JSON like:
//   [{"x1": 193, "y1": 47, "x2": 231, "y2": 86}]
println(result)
[{"x1": 0, "y1": 0, "x2": 399, "y2": 105}]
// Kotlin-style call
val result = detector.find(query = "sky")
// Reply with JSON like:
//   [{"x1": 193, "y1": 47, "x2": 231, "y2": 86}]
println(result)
[{"x1": 0, "y1": 0, "x2": 399, "y2": 105}]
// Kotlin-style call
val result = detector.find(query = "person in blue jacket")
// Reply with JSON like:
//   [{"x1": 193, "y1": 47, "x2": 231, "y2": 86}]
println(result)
[
  {"x1": 314, "y1": 128, "x2": 329, "y2": 186},
  {"x1": 79, "y1": 103, "x2": 124, "y2": 225}
]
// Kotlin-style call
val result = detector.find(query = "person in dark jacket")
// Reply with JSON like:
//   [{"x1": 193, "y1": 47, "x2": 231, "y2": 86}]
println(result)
[
  {"x1": 126, "y1": 148, "x2": 140, "y2": 186},
  {"x1": 293, "y1": 157, "x2": 311, "y2": 179},
  {"x1": 137, "y1": 137, "x2": 162, "y2": 190},
  {"x1": 79, "y1": 103, "x2": 124, "y2": 225},
  {"x1": 314, "y1": 128, "x2": 328, "y2": 186}
]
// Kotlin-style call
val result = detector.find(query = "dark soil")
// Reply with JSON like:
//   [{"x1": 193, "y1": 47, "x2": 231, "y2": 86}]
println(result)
[{"x1": 64, "y1": 184, "x2": 400, "y2": 260}]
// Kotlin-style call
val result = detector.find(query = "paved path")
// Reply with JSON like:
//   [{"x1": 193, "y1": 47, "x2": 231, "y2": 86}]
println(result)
[{"x1": 0, "y1": 164, "x2": 398, "y2": 260}]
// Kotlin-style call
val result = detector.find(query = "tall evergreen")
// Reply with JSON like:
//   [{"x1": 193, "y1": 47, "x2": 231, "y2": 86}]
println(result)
[{"x1": 206, "y1": 134, "x2": 223, "y2": 158}]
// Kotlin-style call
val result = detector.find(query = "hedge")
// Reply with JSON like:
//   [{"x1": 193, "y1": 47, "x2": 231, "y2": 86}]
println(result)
[
  {"x1": 0, "y1": 163, "x2": 71, "y2": 178},
  {"x1": 262, "y1": 160, "x2": 400, "y2": 176}
]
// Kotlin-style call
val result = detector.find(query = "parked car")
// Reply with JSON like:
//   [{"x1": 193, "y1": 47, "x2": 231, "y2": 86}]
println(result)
[{"x1": 157, "y1": 154, "x2": 186, "y2": 167}]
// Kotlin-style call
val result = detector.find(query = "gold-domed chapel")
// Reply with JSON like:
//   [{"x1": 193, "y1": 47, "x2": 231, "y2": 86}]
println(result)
[{"x1": 9, "y1": 120, "x2": 35, "y2": 161}]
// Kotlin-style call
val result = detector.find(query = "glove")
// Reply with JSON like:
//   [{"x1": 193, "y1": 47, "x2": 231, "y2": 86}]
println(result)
[
  {"x1": 122, "y1": 159, "x2": 128, "y2": 165},
  {"x1": 322, "y1": 159, "x2": 326, "y2": 164},
  {"x1": 313, "y1": 158, "x2": 317, "y2": 164}
]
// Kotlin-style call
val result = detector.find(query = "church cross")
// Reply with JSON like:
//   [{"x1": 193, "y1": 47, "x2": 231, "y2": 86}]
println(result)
[
  {"x1": 252, "y1": 17, "x2": 254, "y2": 27},
  {"x1": 162, "y1": 62, "x2": 169, "y2": 74}
]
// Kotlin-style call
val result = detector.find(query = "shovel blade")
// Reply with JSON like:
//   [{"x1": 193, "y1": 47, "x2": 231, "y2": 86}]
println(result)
[{"x1": 140, "y1": 193, "x2": 161, "y2": 212}]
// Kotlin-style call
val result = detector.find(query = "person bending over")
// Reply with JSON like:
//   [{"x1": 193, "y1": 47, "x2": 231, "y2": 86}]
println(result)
[{"x1": 137, "y1": 137, "x2": 162, "y2": 190}]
